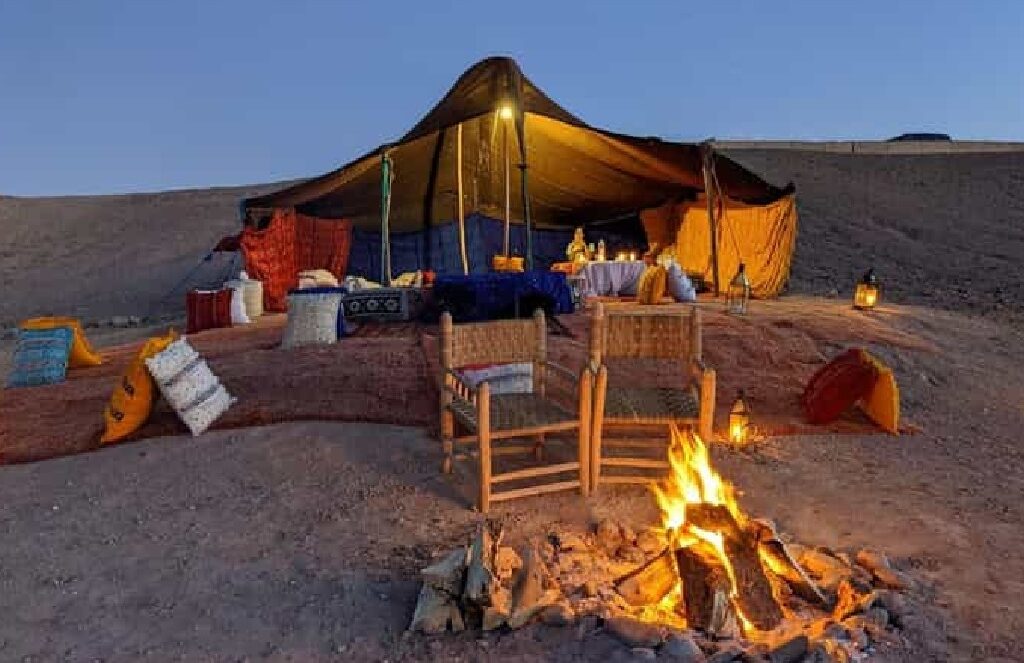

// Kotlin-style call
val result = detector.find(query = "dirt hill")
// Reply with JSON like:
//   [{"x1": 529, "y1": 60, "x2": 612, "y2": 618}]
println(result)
[{"x1": 1, "y1": 150, "x2": 1022, "y2": 325}]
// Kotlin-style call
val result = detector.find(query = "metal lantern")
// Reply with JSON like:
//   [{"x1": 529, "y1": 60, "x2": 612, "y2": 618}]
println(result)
[
  {"x1": 726, "y1": 263, "x2": 751, "y2": 314},
  {"x1": 728, "y1": 390, "x2": 750, "y2": 446},
  {"x1": 853, "y1": 268, "x2": 880, "y2": 310}
]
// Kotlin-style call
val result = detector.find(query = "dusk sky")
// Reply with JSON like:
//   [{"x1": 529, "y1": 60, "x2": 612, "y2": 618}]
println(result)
[{"x1": 2, "y1": 0, "x2": 1022, "y2": 196}]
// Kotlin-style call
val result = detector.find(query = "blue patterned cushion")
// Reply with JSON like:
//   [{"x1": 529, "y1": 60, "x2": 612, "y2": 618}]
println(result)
[
  {"x1": 666, "y1": 263, "x2": 697, "y2": 302},
  {"x1": 6, "y1": 327, "x2": 74, "y2": 388}
]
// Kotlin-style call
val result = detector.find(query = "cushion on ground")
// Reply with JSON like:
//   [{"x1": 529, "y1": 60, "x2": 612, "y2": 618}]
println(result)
[
  {"x1": 145, "y1": 337, "x2": 235, "y2": 436},
  {"x1": 100, "y1": 330, "x2": 178, "y2": 444},
  {"x1": 6, "y1": 327, "x2": 74, "y2": 389},
  {"x1": 450, "y1": 393, "x2": 576, "y2": 432},
  {"x1": 282, "y1": 289, "x2": 344, "y2": 348},
  {"x1": 801, "y1": 348, "x2": 880, "y2": 425},
  {"x1": 20, "y1": 316, "x2": 102, "y2": 367},
  {"x1": 858, "y1": 352, "x2": 900, "y2": 434},
  {"x1": 603, "y1": 386, "x2": 699, "y2": 421}
]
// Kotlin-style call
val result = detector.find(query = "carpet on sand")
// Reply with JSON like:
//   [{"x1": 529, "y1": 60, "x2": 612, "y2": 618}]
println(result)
[{"x1": 0, "y1": 301, "x2": 931, "y2": 465}]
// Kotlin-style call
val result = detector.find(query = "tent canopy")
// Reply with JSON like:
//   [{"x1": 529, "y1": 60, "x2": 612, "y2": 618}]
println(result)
[{"x1": 242, "y1": 56, "x2": 792, "y2": 232}]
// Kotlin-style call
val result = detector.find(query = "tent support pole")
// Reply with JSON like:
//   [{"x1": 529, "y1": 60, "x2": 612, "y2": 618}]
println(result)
[
  {"x1": 701, "y1": 142, "x2": 720, "y2": 295},
  {"x1": 457, "y1": 123, "x2": 469, "y2": 274},
  {"x1": 380, "y1": 151, "x2": 393, "y2": 286}
]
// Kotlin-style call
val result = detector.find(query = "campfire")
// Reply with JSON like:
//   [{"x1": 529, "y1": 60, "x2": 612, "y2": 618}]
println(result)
[{"x1": 411, "y1": 427, "x2": 915, "y2": 661}]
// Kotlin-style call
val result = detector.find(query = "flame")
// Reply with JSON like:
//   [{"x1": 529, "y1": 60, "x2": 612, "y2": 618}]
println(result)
[{"x1": 652, "y1": 425, "x2": 754, "y2": 633}]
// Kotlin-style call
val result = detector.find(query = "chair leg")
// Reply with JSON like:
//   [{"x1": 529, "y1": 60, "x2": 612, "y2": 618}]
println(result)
[
  {"x1": 441, "y1": 409, "x2": 454, "y2": 474},
  {"x1": 533, "y1": 433, "x2": 545, "y2": 461},
  {"x1": 591, "y1": 366, "x2": 608, "y2": 493},
  {"x1": 699, "y1": 368, "x2": 716, "y2": 442},
  {"x1": 478, "y1": 394, "x2": 492, "y2": 514},
  {"x1": 479, "y1": 429, "x2": 492, "y2": 514}
]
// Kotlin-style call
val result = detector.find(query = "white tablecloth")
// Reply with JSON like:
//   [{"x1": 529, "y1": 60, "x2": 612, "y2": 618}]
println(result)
[{"x1": 580, "y1": 261, "x2": 646, "y2": 297}]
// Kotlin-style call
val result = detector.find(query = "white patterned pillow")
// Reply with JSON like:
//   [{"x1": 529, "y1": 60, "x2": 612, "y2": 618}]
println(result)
[
  {"x1": 282, "y1": 291, "x2": 342, "y2": 348},
  {"x1": 145, "y1": 337, "x2": 235, "y2": 436},
  {"x1": 458, "y1": 362, "x2": 533, "y2": 394}
]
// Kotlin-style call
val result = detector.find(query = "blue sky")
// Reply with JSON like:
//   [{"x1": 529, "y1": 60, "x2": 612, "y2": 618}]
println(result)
[{"x1": 1, "y1": 0, "x2": 1021, "y2": 196}]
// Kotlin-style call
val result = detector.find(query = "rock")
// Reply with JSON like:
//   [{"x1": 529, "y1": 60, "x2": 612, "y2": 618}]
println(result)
[
  {"x1": 128, "y1": 315, "x2": 142, "y2": 326},
  {"x1": 854, "y1": 549, "x2": 889, "y2": 573},
  {"x1": 871, "y1": 565, "x2": 912, "y2": 591},
  {"x1": 874, "y1": 589, "x2": 908, "y2": 624},
  {"x1": 661, "y1": 633, "x2": 706, "y2": 662},
  {"x1": 495, "y1": 546, "x2": 522, "y2": 582},
  {"x1": 863, "y1": 607, "x2": 889, "y2": 628},
  {"x1": 576, "y1": 614, "x2": 600, "y2": 641},
  {"x1": 616, "y1": 544, "x2": 647, "y2": 564},
  {"x1": 604, "y1": 616, "x2": 664, "y2": 649},
  {"x1": 620, "y1": 525, "x2": 637, "y2": 545},
  {"x1": 802, "y1": 643, "x2": 842, "y2": 663},
  {"x1": 636, "y1": 529, "x2": 664, "y2": 556},
  {"x1": 540, "y1": 601, "x2": 575, "y2": 627},
  {"x1": 558, "y1": 533, "x2": 590, "y2": 552},
  {"x1": 110, "y1": 315, "x2": 132, "y2": 328},
  {"x1": 596, "y1": 518, "x2": 623, "y2": 552},
  {"x1": 767, "y1": 635, "x2": 808, "y2": 663},
  {"x1": 846, "y1": 626, "x2": 869, "y2": 650},
  {"x1": 706, "y1": 647, "x2": 743, "y2": 663},
  {"x1": 583, "y1": 579, "x2": 599, "y2": 598},
  {"x1": 800, "y1": 549, "x2": 849, "y2": 579},
  {"x1": 631, "y1": 647, "x2": 657, "y2": 660}
]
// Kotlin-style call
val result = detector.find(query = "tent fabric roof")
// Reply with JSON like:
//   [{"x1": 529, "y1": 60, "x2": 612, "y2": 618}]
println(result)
[{"x1": 243, "y1": 57, "x2": 792, "y2": 232}]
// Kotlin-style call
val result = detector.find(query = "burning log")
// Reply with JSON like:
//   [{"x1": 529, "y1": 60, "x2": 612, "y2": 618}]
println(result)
[
  {"x1": 614, "y1": 548, "x2": 676, "y2": 606},
  {"x1": 684, "y1": 504, "x2": 784, "y2": 631},
  {"x1": 674, "y1": 544, "x2": 740, "y2": 638}
]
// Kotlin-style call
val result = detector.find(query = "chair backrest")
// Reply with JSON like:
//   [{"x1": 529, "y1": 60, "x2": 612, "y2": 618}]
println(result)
[
  {"x1": 589, "y1": 303, "x2": 701, "y2": 366},
  {"x1": 440, "y1": 310, "x2": 547, "y2": 370}
]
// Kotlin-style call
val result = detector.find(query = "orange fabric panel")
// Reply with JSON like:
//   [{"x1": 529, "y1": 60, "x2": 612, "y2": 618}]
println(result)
[
  {"x1": 295, "y1": 213, "x2": 353, "y2": 281},
  {"x1": 639, "y1": 201, "x2": 677, "y2": 249},
  {"x1": 664, "y1": 193, "x2": 797, "y2": 298}
]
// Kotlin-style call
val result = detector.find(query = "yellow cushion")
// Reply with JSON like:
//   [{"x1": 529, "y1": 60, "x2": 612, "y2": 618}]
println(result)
[
  {"x1": 100, "y1": 330, "x2": 178, "y2": 444},
  {"x1": 859, "y1": 352, "x2": 900, "y2": 434},
  {"x1": 637, "y1": 266, "x2": 667, "y2": 305},
  {"x1": 20, "y1": 316, "x2": 103, "y2": 368}
]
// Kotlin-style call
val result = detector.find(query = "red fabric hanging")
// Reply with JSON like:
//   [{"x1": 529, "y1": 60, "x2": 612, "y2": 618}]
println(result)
[
  {"x1": 186, "y1": 289, "x2": 233, "y2": 334},
  {"x1": 239, "y1": 209, "x2": 353, "y2": 312}
]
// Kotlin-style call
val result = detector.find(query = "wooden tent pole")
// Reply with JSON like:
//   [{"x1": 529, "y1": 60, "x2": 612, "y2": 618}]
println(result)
[
  {"x1": 701, "y1": 142, "x2": 721, "y2": 295},
  {"x1": 457, "y1": 123, "x2": 469, "y2": 274},
  {"x1": 380, "y1": 150, "x2": 393, "y2": 286}
]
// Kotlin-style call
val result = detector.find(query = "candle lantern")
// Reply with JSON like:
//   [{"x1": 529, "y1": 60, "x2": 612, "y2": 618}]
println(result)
[
  {"x1": 725, "y1": 263, "x2": 751, "y2": 315},
  {"x1": 628, "y1": 250, "x2": 638, "y2": 261},
  {"x1": 853, "y1": 268, "x2": 880, "y2": 310},
  {"x1": 728, "y1": 390, "x2": 750, "y2": 445}
]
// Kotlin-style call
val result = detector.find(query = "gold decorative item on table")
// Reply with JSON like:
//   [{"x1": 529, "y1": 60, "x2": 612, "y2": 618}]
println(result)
[
  {"x1": 853, "y1": 268, "x2": 880, "y2": 310},
  {"x1": 726, "y1": 263, "x2": 751, "y2": 315},
  {"x1": 566, "y1": 227, "x2": 589, "y2": 263}
]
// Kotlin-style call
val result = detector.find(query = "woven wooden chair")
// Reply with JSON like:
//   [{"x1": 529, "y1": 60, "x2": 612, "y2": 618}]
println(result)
[
  {"x1": 439, "y1": 310, "x2": 593, "y2": 513},
  {"x1": 589, "y1": 303, "x2": 716, "y2": 491}
]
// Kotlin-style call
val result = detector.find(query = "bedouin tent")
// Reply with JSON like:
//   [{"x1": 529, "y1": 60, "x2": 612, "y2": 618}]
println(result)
[{"x1": 240, "y1": 56, "x2": 797, "y2": 304}]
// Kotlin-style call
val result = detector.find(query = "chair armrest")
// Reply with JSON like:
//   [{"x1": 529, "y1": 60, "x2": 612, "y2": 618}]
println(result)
[
  {"x1": 543, "y1": 361, "x2": 580, "y2": 385},
  {"x1": 443, "y1": 368, "x2": 479, "y2": 404}
]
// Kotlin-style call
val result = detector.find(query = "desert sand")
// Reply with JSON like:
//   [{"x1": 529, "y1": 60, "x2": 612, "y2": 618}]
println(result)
[{"x1": 1, "y1": 149, "x2": 1023, "y2": 661}]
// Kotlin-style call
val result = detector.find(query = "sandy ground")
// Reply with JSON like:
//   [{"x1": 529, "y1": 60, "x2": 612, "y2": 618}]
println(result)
[
  {"x1": 1, "y1": 298, "x2": 1022, "y2": 661},
  {"x1": 2, "y1": 150, "x2": 1023, "y2": 661}
]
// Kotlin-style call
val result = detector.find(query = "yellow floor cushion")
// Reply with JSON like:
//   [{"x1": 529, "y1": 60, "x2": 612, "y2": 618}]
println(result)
[
  {"x1": 20, "y1": 316, "x2": 103, "y2": 368},
  {"x1": 100, "y1": 330, "x2": 178, "y2": 444},
  {"x1": 859, "y1": 352, "x2": 900, "y2": 434}
]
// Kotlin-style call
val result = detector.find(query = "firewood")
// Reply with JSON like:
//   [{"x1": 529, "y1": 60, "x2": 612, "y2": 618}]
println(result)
[
  {"x1": 464, "y1": 523, "x2": 502, "y2": 606},
  {"x1": 615, "y1": 548, "x2": 677, "y2": 606},
  {"x1": 674, "y1": 545, "x2": 739, "y2": 638},
  {"x1": 508, "y1": 544, "x2": 560, "y2": 628},
  {"x1": 684, "y1": 505, "x2": 785, "y2": 630},
  {"x1": 421, "y1": 547, "x2": 469, "y2": 596},
  {"x1": 409, "y1": 583, "x2": 464, "y2": 634},
  {"x1": 758, "y1": 539, "x2": 828, "y2": 607}
]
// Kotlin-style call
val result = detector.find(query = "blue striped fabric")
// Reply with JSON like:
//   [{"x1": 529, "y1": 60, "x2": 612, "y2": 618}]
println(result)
[{"x1": 6, "y1": 327, "x2": 74, "y2": 389}]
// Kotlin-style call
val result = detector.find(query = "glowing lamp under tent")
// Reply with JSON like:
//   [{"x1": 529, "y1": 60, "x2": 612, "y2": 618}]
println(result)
[
  {"x1": 854, "y1": 268, "x2": 880, "y2": 310},
  {"x1": 725, "y1": 263, "x2": 751, "y2": 315},
  {"x1": 728, "y1": 390, "x2": 751, "y2": 446}
]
